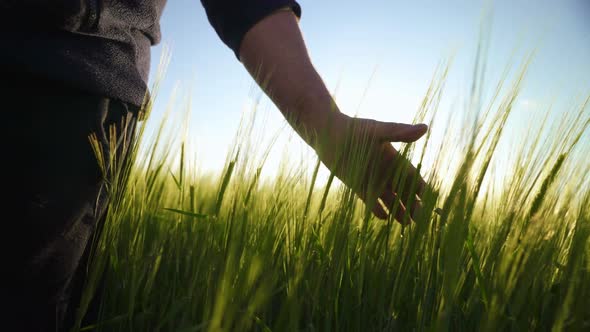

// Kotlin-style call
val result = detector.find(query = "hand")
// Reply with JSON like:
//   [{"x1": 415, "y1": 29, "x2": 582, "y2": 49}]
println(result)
[
  {"x1": 237, "y1": 10, "x2": 427, "y2": 223},
  {"x1": 312, "y1": 112, "x2": 428, "y2": 223}
]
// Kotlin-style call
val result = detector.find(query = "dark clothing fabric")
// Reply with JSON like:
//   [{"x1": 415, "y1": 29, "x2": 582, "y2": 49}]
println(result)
[
  {"x1": 2, "y1": 72, "x2": 138, "y2": 332},
  {"x1": 0, "y1": 0, "x2": 301, "y2": 107},
  {"x1": 0, "y1": 0, "x2": 167, "y2": 107},
  {"x1": 201, "y1": 0, "x2": 302, "y2": 58}
]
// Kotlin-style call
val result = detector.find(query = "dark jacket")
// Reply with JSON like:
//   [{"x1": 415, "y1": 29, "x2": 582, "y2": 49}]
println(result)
[{"x1": 0, "y1": 0, "x2": 301, "y2": 106}]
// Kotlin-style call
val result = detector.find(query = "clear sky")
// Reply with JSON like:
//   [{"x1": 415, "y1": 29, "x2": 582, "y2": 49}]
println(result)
[{"x1": 144, "y1": 0, "x2": 589, "y2": 181}]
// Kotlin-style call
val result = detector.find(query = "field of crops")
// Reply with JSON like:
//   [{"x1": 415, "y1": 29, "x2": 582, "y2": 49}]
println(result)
[{"x1": 72, "y1": 49, "x2": 590, "y2": 332}]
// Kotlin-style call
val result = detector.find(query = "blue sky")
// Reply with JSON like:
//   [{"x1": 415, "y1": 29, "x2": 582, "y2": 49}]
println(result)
[{"x1": 144, "y1": 0, "x2": 589, "y2": 180}]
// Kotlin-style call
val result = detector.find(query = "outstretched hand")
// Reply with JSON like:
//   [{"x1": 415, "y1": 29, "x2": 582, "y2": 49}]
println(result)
[
  {"x1": 238, "y1": 9, "x2": 428, "y2": 223},
  {"x1": 313, "y1": 112, "x2": 428, "y2": 223}
]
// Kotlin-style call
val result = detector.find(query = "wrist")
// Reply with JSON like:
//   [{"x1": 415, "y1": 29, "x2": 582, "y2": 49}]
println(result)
[
  {"x1": 290, "y1": 92, "x2": 346, "y2": 149},
  {"x1": 295, "y1": 92, "x2": 340, "y2": 125}
]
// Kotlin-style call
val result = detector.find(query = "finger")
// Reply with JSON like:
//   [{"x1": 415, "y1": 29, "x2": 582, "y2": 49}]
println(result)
[
  {"x1": 402, "y1": 168, "x2": 427, "y2": 201},
  {"x1": 379, "y1": 190, "x2": 396, "y2": 210},
  {"x1": 378, "y1": 177, "x2": 422, "y2": 225},
  {"x1": 356, "y1": 186, "x2": 387, "y2": 220},
  {"x1": 375, "y1": 122, "x2": 428, "y2": 143},
  {"x1": 365, "y1": 144, "x2": 425, "y2": 216},
  {"x1": 372, "y1": 200, "x2": 389, "y2": 220},
  {"x1": 379, "y1": 191, "x2": 409, "y2": 224},
  {"x1": 391, "y1": 176, "x2": 424, "y2": 223},
  {"x1": 409, "y1": 198, "x2": 423, "y2": 221},
  {"x1": 416, "y1": 176, "x2": 427, "y2": 198},
  {"x1": 395, "y1": 200, "x2": 410, "y2": 225},
  {"x1": 380, "y1": 148, "x2": 426, "y2": 203}
]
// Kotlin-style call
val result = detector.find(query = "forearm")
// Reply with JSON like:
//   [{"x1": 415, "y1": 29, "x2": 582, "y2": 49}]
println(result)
[{"x1": 238, "y1": 10, "x2": 341, "y2": 148}]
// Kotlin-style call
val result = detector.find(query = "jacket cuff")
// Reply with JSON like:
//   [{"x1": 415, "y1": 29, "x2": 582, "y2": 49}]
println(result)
[{"x1": 202, "y1": 1, "x2": 302, "y2": 60}]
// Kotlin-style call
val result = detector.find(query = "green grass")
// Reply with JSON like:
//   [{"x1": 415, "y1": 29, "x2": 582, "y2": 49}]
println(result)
[{"x1": 73, "y1": 49, "x2": 590, "y2": 331}]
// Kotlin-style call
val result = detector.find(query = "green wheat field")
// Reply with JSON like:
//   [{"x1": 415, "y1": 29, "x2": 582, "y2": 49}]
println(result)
[{"x1": 73, "y1": 47, "x2": 590, "y2": 332}]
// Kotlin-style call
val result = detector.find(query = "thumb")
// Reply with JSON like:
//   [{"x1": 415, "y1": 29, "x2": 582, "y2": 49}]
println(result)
[{"x1": 376, "y1": 122, "x2": 428, "y2": 143}]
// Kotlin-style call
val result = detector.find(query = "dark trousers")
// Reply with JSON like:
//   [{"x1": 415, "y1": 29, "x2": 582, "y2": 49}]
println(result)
[{"x1": 1, "y1": 72, "x2": 138, "y2": 331}]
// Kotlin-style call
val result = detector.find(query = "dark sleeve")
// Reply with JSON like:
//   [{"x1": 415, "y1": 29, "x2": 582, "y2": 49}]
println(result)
[{"x1": 200, "y1": 0, "x2": 302, "y2": 60}]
